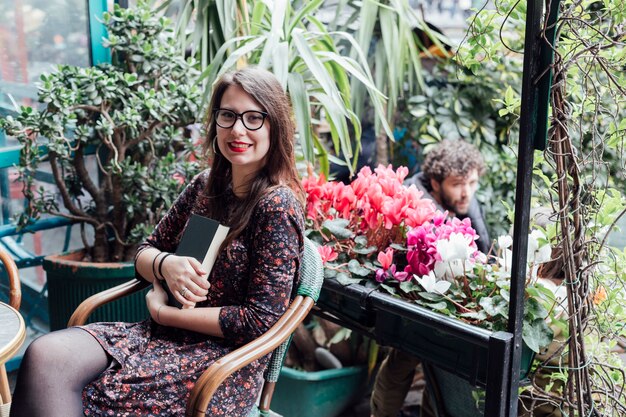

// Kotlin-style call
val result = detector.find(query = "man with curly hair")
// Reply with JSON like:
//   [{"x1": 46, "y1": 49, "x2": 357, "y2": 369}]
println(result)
[
  {"x1": 405, "y1": 139, "x2": 490, "y2": 253},
  {"x1": 370, "y1": 139, "x2": 491, "y2": 417}
]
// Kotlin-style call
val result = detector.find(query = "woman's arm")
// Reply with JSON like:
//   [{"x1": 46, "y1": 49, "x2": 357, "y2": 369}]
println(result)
[
  {"x1": 146, "y1": 279, "x2": 223, "y2": 337},
  {"x1": 136, "y1": 171, "x2": 212, "y2": 311},
  {"x1": 218, "y1": 189, "x2": 304, "y2": 344},
  {"x1": 137, "y1": 248, "x2": 209, "y2": 306}
]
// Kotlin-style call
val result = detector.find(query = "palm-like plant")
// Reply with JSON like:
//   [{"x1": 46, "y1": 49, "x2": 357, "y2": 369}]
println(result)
[
  {"x1": 332, "y1": 0, "x2": 439, "y2": 164},
  {"x1": 167, "y1": 0, "x2": 437, "y2": 172},
  {"x1": 164, "y1": 0, "x2": 431, "y2": 175}
]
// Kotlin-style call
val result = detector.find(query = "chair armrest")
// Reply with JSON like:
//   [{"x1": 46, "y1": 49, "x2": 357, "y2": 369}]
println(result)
[
  {"x1": 0, "y1": 249, "x2": 20, "y2": 310},
  {"x1": 186, "y1": 295, "x2": 316, "y2": 417},
  {"x1": 67, "y1": 279, "x2": 150, "y2": 327}
]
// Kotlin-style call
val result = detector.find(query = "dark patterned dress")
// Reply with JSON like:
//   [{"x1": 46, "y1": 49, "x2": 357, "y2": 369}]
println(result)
[{"x1": 80, "y1": 170, "x2": 305, "y2": 416}]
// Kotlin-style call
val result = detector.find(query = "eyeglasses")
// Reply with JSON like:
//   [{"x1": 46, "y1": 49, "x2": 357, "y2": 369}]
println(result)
[{"x1": 213, "y1": 109, "x2": 268, "y2": 131}]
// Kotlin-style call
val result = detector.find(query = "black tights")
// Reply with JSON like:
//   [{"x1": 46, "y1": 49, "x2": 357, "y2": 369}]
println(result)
[{"x1": 10, "y1": 328, "x2": 110, "y2": 417}]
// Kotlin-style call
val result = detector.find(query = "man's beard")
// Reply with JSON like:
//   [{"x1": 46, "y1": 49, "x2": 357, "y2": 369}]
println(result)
[{"x1": 440, "y1": 193, "x2": 469, "y2": 216}]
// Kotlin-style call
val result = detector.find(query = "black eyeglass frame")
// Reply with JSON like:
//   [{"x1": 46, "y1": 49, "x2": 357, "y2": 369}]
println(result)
[{"x1": 213, "y1": 108, "x2": 269, "y2": 131}]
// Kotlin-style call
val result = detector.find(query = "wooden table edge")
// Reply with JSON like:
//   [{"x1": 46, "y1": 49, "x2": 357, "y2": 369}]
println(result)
[{"x1": 0, "y1": 303, "x2": 26, "y2": 364}]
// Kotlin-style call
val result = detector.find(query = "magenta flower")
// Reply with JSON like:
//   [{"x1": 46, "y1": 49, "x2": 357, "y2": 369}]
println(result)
[
  {"x1": 390, "y1": 264, "x2": 409, "y2": 282},
  {"x1": 172, "y1": 172, "x2": 186, "y2": 185},
  {"x1": 402, "y1": 213, "x2": 480, "y2": 278},
  {"x1": 375, "y1": 269, "x2": 387, "y2": 283}
]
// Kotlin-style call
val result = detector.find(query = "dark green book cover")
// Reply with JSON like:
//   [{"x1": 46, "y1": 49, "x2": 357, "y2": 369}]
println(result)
[{"x1": 164, "y1": 214, "x2": 229, "y2": 308}]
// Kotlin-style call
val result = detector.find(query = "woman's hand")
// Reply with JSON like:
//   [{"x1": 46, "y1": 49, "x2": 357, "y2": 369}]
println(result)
[
  {"x1": 160, "y1": 254, "x2": 210, "y2": 308},
  {"x1": 146, "y1": 279, "x2": 169, "y2": 324}
]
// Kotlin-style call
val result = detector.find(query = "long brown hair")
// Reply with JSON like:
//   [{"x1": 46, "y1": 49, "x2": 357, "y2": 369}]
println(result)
[{"x1": 202, "y1": 67, "x2": 305, "y2": 249}]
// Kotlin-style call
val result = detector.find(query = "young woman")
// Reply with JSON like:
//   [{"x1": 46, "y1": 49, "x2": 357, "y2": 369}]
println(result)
[{"x1": 11, "y1": 67, "x2": 306, "y2": 417}]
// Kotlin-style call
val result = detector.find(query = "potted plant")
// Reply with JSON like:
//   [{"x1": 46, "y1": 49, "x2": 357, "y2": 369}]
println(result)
[
  {"x1": 0, "y1": 2, "x2": 202, "y2": 329},
  {"x1": 270, "y1": 315, "x2": 371, "y2": 417},
  {"x1": 301, "y1": 164, "x2": 561, "y2": 413},
  {"x1": 302, "y1": 164, "x2": 558, "y2": 347}
]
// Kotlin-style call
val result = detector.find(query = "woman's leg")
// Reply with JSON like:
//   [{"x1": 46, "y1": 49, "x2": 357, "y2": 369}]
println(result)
[{"x1": 10, "y1": 327, "x2": 110, "y2": 417}]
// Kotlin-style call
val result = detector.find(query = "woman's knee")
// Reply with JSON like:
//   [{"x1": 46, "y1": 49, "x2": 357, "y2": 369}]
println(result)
[
  {"x1": 22, "y1": 328, "x2": 109, "y2": 379},
  {"x1": 22, "y1": 333, "x2": 65, "y2": 371}
]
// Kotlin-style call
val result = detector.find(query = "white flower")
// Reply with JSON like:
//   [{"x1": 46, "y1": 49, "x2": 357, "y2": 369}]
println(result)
[
  {"x1": 537, "y1": 278, "x2": 568, "y2": 315},
  {"x1": 498, "y1": 235, "x2": 513, "y2": 250},
  {"x1": 535, "y1": 244, "x2": 552, "y2": 264},
  {"x1": 527, "y1": 230, "x2": 541, "y2": 255},
  {"x1": 433, "y1": 259, "x2": 466, "y2": 280},
  {"x1": 528, "y1": 230, "x2": 551, "y2": 264},
  {"x1": 436, "y1": 233, "x2": 474, "y2": 262},
  {"x1": 529, "y1": 264, "x2": 539, "y2": 280},
  {"x1": 415, "y1": 271, "x2": 452, "y2": 295}
]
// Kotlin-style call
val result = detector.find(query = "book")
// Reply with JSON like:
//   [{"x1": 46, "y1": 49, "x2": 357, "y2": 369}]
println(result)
[{"x1": 163, "y1": 214, "x2": 230, "y2": 308}]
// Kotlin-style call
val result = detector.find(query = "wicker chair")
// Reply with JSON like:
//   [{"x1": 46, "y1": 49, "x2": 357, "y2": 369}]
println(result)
[{"x1": 68, "y1": 237, "x2": 324, "y2": 417}]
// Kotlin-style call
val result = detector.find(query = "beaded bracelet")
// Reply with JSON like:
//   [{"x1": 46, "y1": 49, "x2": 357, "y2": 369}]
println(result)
[{"x1": 158, "y1": 253, "x2": 173, "y2": 281}]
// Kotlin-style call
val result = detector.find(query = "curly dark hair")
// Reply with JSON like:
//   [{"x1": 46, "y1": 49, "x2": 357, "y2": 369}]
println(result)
[{"x1": 422, "y1": 139, "x2": 486, "y2": 183}]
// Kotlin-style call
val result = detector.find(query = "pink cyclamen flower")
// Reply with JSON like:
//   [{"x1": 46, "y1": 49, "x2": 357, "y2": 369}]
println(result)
[
  {"x1": 381, "y1": 195, "x2": 408, "y2": 229},
  {"x1": 377, "y1": 248, "x2": 394, "y2": 270},
  {"x1": 390, "y1": 264, "x2": 409, "y2": 282},
  {"x1": 172, "y1": 172, "x2": 186, "y2": 185},
  {"x1": 317, "y1": 245, "x2": 338, "y2": 264},
  {"x1": 334, "y1": 184, "x2": 356, "y2": 220},
  {"x1": 302, "y1": 173, "x2": 327, "y2": 220},
  {"x1": 376, "y1": 258, "x2": 409, "y2": 283},
  {"x1": 375, "y1": 248, "x2": 395, "y2": 283}
]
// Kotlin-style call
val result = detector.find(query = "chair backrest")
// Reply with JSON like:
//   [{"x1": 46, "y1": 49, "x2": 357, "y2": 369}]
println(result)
[
  {"x1": 263, "y1": 236, "x2": 324, "y2": 384},
  {"x1": 298, "y1": 236, "x2": 325, "y2": 301}
]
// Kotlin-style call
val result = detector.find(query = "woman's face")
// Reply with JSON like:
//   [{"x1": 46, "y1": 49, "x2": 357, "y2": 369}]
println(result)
[{"x1": 215, "y1": 85, "x2": 271, "y2": 178}]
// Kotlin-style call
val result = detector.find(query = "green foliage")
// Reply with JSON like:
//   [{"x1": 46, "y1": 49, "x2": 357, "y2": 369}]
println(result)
[
  {"x1": 457, "y1": 0, "x2": 626, "y2": 413},
  {"x1": 399, "y1": 262, "x2": 556, "y2": 353},
  {"x1": 457, "y1": 0, "x2": 527, "y2": 74},
  {"x1": 330, "y1": 0, "x2": 429, "y2": 136},
  {"x1": 0, "y1": 1, "x2": 202, "y2": 262}
]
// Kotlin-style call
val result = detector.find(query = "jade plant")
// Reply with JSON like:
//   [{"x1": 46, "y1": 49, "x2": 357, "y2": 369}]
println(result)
[{"x1": 0, "y1": 2, "x2": 202, "y2": 262}]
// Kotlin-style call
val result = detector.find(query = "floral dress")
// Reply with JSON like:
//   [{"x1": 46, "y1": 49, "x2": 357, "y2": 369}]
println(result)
[{"x1": 80, "y1": 170, "x2": 305, "y2": 417}]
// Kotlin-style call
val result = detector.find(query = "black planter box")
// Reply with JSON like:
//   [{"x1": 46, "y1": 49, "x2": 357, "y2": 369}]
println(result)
[
  {"x1": 316, "y1": 278, "x2": 377, "y2": 329},
  {"x1": 318, "y1": 279, "x2": 533, "y2": 384},
  {"x1": 316, "y1": 279, "x2": 532, "y2": 416}
]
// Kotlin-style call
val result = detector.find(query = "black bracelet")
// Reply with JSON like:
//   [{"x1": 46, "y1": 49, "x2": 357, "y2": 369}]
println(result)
[
  {"x1": 158, "y1": 253, "x2": 172, "y2": 281},
  {"x1": 152, "y1": 252, "x2": 162, "y2": 281}
]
